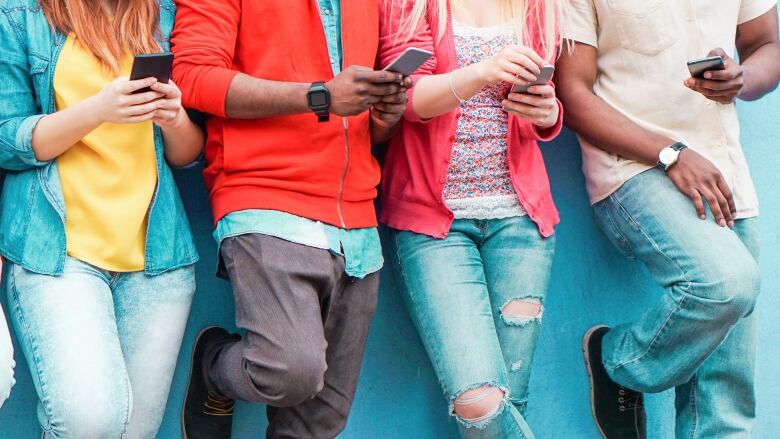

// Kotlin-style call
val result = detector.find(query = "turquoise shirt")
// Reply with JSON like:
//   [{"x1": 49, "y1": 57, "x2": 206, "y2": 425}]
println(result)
[{"x1": 213, "y1": 0, "x2": 383, "y2": 279}]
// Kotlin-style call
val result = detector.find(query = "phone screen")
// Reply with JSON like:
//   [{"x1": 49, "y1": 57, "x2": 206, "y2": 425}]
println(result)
[{"x1": 130, "y1": 53, "x2": 174, "y2": 94}]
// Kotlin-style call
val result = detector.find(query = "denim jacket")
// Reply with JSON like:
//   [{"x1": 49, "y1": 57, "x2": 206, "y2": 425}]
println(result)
[{"x1": 0, "y1": 0, "x2": 198, "y2": 276}]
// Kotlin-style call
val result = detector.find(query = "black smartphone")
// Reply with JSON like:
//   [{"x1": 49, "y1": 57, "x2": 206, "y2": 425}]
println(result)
[
  {"x1": 687, "y1": 56, "x2": 725, "y2": 79},
  {"x1": 130, "y1": 53, "x2": 174, "y2": 94},
  {"x1": 384, "y1": 48, "x2": 433, "y2": 76},
  {"x1": 510, "y1": 64, "x2": 555, "y2": 94}
]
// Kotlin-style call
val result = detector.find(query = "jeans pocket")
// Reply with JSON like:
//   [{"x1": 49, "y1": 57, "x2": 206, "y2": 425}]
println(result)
[{"x1": 606, "y1": 0, "x2": 677, "y2": 56}]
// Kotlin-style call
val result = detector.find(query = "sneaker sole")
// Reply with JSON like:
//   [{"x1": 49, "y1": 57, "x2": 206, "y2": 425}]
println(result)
[
  {"x1": 583, "y1": 324, "x2": 609, "y2": 439},
  {"x1": 181, "y1": 326, "x2": 219, "y2": 439}
]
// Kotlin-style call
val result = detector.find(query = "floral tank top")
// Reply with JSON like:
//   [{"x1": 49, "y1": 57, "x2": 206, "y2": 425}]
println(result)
[{"x1": 443, "y1": 20, "x2": 527, "y2": 219}]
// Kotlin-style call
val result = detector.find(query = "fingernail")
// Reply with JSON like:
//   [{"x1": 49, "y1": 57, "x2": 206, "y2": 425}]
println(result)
[
  {"x1": 700, "y1": 215, "x2": 706, "y2": 220},
  {"x1": 719, "y1": 219, "x2": 726, "y2": 227},
  {"x1": 704, "y1": 72, "x2": 711, "y2": 79}
]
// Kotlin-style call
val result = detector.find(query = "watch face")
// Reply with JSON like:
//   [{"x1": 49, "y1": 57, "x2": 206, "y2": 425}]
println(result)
[
  {"x1": 309, "y1": 91, "x2": 328, "y2": 108},
  {"x1": 659, "y1": 147, "x2": 679, "y2": 165}
]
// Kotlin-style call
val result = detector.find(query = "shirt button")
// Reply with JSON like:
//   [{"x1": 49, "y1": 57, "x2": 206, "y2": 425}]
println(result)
[{"x1": 324, "y1": 8, "x2": 331, "y2": 15}]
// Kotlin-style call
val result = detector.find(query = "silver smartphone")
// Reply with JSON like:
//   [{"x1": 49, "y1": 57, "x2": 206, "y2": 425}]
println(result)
[
  {"x1": 510, "y1": 64, "x2": 555, "y2": 94},
  {"x1": 687, "y1": 56, "x2": 725, "y2": 79},
  {"x1": 384, "y1": 48, "x2": 433, "y2": 76}
]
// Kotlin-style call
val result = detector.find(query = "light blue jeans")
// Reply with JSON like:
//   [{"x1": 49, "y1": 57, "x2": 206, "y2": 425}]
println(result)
[
  {"x1": 0, "y1": 293, "x2": 14, "y2": 408},
  {"x1": 391, "y1": 216, "x2": 556, "y2": 439},
  {"x1": 594, "y1": 169, "x2": 760, "y2": 439},
  {"x1": 5, "y1": 257, "x2": 196, "y2": 439}
]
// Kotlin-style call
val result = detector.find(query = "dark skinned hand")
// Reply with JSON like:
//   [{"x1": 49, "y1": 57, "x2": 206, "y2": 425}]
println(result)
[
  {"x1": 684, "y1": 48, "x2": 745, "y2": 104},
  {"x1": 667, "y1": 148, "x2": 737, "y2": 227},
  {"x1": 370, "y1": 76, "x2": 413, "y2": 129},
  {"x1": 326, "y1": 66, "x2": 406, "y2": 117}
]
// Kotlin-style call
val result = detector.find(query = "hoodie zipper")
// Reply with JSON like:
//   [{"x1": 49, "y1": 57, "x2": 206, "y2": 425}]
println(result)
[{"x1": 336, "y1": 117, "x2": 349, "y2": 228}]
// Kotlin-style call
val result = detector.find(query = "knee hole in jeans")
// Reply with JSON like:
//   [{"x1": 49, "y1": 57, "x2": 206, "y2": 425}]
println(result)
[
  {"x1": 500, "y1": 297, "x2": 544, "y2": 327},
  {"x1": 452, "y1": 385, "x2": 507, "y2": 427}
]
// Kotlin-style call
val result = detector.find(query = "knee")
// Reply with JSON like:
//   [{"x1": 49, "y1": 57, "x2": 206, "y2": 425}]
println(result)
[
  {"x1": 452, "y1": 385, "x2": 508, "y2": 429},
  {"x1": 500, "y1": 297, "x2": 544, "y2": 327},
  {"x1": 701, "y1": 259, "x2": 760, "y2": 320},
  {"x1": 49, "y1": 397, "x2": 130, "y2": 439},
  {"x1": 246, "y1": 349, "x2": 327, "y2": 407}
]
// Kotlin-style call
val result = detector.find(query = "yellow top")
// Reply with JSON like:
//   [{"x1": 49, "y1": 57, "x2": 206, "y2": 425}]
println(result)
[{"x1": 54, "y1": 36, "x2": 157, "y2": 272}]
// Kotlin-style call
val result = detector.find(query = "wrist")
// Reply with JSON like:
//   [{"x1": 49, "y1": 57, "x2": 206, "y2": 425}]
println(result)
[
  {"x1": 468, "y1": 62, "x2": 491, "y2": 87},
  {"x1": 160, "y1": 109, "x2": 189, "y2": 131},
  {"x1": 83, "y1": 95, "x2": 107, "y2": 125}
]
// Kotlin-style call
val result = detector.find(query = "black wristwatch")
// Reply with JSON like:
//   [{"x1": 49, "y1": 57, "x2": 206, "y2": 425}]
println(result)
[
  {"x1": 657, "y1": 142, "x2": 688, "y2": 172},
  {"x1": 307, "y1": 81, "x2": 331, "y2": 123}
]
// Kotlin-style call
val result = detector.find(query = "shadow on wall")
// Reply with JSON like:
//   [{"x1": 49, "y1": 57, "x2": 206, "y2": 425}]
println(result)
[{"x1": 1, "y1": 92, "x2": 779, "y2": 437}]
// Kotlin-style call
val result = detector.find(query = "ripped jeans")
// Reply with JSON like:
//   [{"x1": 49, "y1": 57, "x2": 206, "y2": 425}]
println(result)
[{"x1": 391, "y1": 216, "x2": 556, "y2": 438}]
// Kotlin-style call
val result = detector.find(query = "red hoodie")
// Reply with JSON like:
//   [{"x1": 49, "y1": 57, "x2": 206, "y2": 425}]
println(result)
[{"x1": 171, "y1": 0, "x2": 381, "y2": 229}]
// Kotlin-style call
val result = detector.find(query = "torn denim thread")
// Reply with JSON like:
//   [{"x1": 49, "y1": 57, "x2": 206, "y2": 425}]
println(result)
[{"x1": 449, "y1": 382, "x2": 511, "y2": 430}]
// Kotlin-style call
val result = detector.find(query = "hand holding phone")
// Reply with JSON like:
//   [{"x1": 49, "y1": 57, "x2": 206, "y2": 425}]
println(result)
[
  {"x1": 510, "y1": 64, "x2": 555, "y2": 94},
  {"x1": 684, "y1": 49, "x2": 745, "y2": 104}
]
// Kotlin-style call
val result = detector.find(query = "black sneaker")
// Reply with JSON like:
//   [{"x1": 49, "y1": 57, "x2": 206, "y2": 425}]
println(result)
[
  {"x1": 583, "y1": 325, "x2": 646, "y2": 439},
  {"x1": 182, "y1": 327, "x2": 239, "y2": 439}
]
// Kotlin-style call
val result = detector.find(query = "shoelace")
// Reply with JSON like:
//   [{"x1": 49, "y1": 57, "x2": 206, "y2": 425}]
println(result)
[
  {"x1": 617, "y1": 387, "x2": 644, "y2": 413},
  {"x1": 203, "y1": 391, "x2": 235, "y2": 417}
]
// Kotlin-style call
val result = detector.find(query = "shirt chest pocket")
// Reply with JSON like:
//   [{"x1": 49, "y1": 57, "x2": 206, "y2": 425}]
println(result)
[{"x1": 606, "y1": 0, "x2": 677, "y2": 56}]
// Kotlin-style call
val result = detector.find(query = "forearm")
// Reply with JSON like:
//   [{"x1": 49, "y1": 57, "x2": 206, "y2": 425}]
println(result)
[
  {"x1": 561, "y1": 87, "x2": 672, "y2": 165},
  {"x1": 31, "y1": 97, "x2": 102, "y2": 161},
  {"x1": 413, "y1": 64, "x2": 487, "y2": 119},
  {"x1": 739, "y1": 42, "x2": 780, "y2": 101},
  {"x1": 162, "y1": 117, "x2": 205, "y2": 167},
  {"x1": 225, "y1": 73, "x2": 312, "y2": 119}
]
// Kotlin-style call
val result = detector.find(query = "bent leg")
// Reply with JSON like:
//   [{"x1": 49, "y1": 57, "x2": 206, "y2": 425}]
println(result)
[
  {"x1": 675, "y1": 218, "x2": 760, "y2": 439},
  {"x1": 6, "y1": 258, "x2": 132, "y2": 439},
  {"x1": 391, "y1": 223, "x2": 533, "y2": 439},
  {"x1": 209, "y1": 235, "x2": 333, "y2": 409},
  {"x1": 266, "y1": 271, "x2": 379, "y2": 439},
  {"x1": 480, "y1": 216, "x2": 556, "y2": 414},
  {"x1": 114, "y1": 265, "x2": 196, "y2": 439},
  {"x1": 593, "y1": 170, "x2": 759, "y2": 439}
]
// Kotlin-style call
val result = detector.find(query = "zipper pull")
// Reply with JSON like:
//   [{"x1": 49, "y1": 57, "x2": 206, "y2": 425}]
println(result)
[{"x1": 342, "y1": 117, "x2": 349, "y2": 130}]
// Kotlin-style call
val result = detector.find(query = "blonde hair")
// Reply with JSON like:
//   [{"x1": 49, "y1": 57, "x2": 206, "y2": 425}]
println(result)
[
  {"x1": 41, "y1": 0, "x2": 161, "y2": 74},
  {"x1": 388, "y1": 0, "x2": 562, "y2": 62}
]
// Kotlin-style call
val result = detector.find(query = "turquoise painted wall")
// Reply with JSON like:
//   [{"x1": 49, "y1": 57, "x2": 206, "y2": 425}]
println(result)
[{"x1": 1, "y1": 67, "x2": 778, "y2": 439}]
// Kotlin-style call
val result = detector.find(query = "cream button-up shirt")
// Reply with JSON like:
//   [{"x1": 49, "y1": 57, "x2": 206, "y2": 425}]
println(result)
[{"x1": 564, "y1": 0, "x2": 777, "y2": 218}]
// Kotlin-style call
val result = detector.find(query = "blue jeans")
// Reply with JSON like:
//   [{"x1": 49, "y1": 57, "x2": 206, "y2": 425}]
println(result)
[
  {"x1": 5, "y1": 257, "x2": 196, "y2": 439},
  {"x1": 391, "y1": 216, "x2": 556, "y2": 439},
  {"x1": 593, "y1": 169, "x2": 760, "y2": 439},
  {"x1": 0, "y1": 294, "x2": 14, "y2": 408}
]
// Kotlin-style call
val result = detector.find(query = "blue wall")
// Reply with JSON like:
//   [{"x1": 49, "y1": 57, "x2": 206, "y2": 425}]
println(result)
[{"x1": 1, "y1": 79, "x2": 778, "y2": 439}]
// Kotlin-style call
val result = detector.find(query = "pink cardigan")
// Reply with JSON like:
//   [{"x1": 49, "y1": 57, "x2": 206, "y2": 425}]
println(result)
[{"x1": 377, "y1": 0, "x2": 562, "y2": 238}]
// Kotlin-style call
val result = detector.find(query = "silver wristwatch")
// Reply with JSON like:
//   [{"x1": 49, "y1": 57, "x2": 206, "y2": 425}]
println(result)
[{"x1": 657, "y1": 142, "x2": 688, "y2": 172}]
